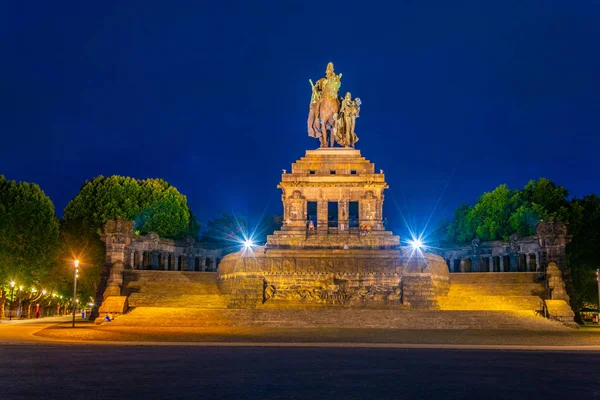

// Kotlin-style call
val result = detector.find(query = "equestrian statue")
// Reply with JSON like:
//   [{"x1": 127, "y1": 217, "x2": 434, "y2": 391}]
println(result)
[{"x1": 307, "y1": 62, "x2": 360, "y2": 148}]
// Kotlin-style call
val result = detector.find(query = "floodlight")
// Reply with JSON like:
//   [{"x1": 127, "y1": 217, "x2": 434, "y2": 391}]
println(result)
[{"x1": 410, "y1": 238, "x2": 424, "y2": 251}]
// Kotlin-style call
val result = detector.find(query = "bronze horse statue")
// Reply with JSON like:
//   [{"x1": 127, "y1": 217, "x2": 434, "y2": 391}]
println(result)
[
  {"x1": 308, "y1": 62, "x2": 343, "y2": 148},
  {"x1": 317, "y1": 96, "x2": 340, "y2": 147}
]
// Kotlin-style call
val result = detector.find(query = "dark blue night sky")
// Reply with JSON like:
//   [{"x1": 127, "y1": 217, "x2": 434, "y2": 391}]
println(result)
[{"x1": 1, "y1": 1, "x2": 599, "y2": 234}]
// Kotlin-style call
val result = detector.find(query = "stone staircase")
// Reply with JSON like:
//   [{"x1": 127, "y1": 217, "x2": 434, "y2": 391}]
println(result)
[
  {"x1": 111, "y1": 307, "x2": 566, "y2": 330},
  {"x1": 111, "y1": 270, "x2": 566, "y2": 331},
  {"x1": 437, "y1": 272, "x2": 546, "y2": 311},
  {"x1": 123, "y1": 271, "x2": 230, "y2": 309}
]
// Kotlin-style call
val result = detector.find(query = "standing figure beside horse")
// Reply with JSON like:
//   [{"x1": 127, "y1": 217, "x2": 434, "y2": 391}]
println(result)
[{"x1": 307, "y1": 62, "x2": 361, "y2": 148}]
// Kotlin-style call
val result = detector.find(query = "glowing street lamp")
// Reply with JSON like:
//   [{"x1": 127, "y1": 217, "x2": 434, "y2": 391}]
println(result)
[
  {"x1": 17, "y1": 285, "x2": 23, "y2": 319},
  {"x1": 9, "y1": 281, "x2": 15, "y2": 321},
  {"x1": 72, "y1": 259, "x2": 79, "y2": 328}
]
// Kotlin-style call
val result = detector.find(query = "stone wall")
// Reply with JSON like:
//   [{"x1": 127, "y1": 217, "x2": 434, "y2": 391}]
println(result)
[
  {"x1": 217, "y1": 247, "x2": 449, "y2": 310},
  {"x1": 95, "y1": 218, "x2": 229, "y2": 318}
]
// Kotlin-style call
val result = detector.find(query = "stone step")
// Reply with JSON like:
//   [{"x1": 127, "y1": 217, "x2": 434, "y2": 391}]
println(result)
[
  {"x1": 128, "y1": 294, "x2": 230, "y2": 308},
  {"x1": 112, "y1": 308, "x2": 567, "y2": 331},
  {"x1": 446, "y1": 284, "x2": 544, "y2": 296},
  {"x1": 124, "y1": 283, "x2": 222, "y2": 295},
  {"x1": 437, "y1": 295, "x2": 542, "y2": 311},
  {"x1": 449, "y1": 272, "x2": 541, "y2": 284},
  {"x1": 123, "y1": 270, "x2": 219, "y2": 284}
]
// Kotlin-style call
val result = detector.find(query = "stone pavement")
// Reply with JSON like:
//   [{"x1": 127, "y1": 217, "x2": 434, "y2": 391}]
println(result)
[{"x1": 0, "y1": 316, "x2": 76, "y2": 343}]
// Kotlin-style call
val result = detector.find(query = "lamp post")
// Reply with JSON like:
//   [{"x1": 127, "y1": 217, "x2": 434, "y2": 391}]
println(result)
[
  {"x1": 9, "y1": 281, "x2": 15, "y2": 321},
  {"x1": 72, "y1": 259, "x2": 79, "y2": 328},
  {"x1": 17, "y1": 286, "x2": 23, "y2": 319}
]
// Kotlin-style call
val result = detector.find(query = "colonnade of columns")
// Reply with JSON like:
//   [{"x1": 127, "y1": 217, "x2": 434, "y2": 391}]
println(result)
[
  {"x1": 447, "y1": 251, "x2": 543, "y2": 273},
  {"x1": 129, "y1": 250, "x2": 219, "y2": 272},
  {"x1": 289, "y1": 199, "x2": 384, "y2": 233}
]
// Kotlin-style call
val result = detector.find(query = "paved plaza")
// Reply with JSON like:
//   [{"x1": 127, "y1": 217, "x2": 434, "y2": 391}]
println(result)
[{"x1": 2, "y1": 343, "x2": 600, "y2": 400}]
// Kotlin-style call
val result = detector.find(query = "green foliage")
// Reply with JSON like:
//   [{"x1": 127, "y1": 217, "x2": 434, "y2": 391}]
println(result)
[
  {"x1": 444, "y1": 179, "x2": 570, "y2": 243},
  {"x1": 445, "y1": 204, "x2": 475, "y2": 243},
  {"x1": 443, "y1": 178, "x2": 600, "y2": 308},
  {"x1": 64, "y1": 176, "x2": 196, "y2": 239},
  {"x1": 62, "y1": 175, "x2": 199, "y2": 304},
  {"x1": 0, "y1": 176, "x2": 60, "y2": 316},
  {"x1": 567, "y1": 194, "x2": 600, "y2": 306}
]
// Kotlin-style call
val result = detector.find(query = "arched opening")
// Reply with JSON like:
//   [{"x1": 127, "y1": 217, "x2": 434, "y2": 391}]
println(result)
[
  {"x1": 307, "y1": 201, "x2": 317, "y2": 232},
  {"x1": 348, "y1": 201, "x2": 359, "y2": 230},
  {"x1": 142, "y1": 252, "x2": 150, "y2": 270},
  {"x1": 492, "y1": 256, "x2": 500, "y2": 272},
  {"x1": 528, "y1": 253, "x2": 536, "y2": 271},
  {"x1": 453, "y1": 259, "x2": 461, "y2": 272},
  {"x1": 327, "y1": 202, "x2": 338, "y2": 231},
  {"x1": 502, "y1": 255, "x2": 511, "y2": 272},
  {"x1": 460, "y1": 258, "x2": 472, "y2": 272},
  {"x1": 518, "y1": 254, "x2": 527, "y2": 272},
  {"x1": 195, "y1": 257, "x2": 201, "y2": 272},
  {"x1": 178, "y1": 255, "x2": 184, "y2": 271},
  {"x1": 480, "y1": 257, "x2": 490, "y2": 272}
]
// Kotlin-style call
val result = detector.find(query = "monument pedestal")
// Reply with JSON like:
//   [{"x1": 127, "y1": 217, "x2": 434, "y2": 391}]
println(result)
[{"x1": 217, "y1": 148, "x2": 449, "y2": 309}]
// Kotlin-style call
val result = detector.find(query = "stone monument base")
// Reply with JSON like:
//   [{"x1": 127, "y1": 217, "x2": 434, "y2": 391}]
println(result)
[{"x1": 217, "y1": 247, "x2": 449, "y2": 310}]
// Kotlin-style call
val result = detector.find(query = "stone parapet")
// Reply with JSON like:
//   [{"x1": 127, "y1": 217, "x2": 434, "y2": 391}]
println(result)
[{"x1": 217, "y1": 247, "x2": 449, "y2": 310}]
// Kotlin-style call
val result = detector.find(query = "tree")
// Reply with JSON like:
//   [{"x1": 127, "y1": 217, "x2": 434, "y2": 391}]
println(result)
[
  {"x1": 567, "y1": 194, "x2": 600, "y2": 307},
  {"x1": 64, "y1": 176, "x2": 196, "y2": 239},
  {"x1": 0, "y1": 176, "x2": 60, "y2": 318},
  {"x1": 442, "y1": 178, "x2": 600, "y2": 308},
  {"x1": 62, "y1": 176, "x2": 199, "y2": 306},
  {"x1": 444, "y1": 179, "x2": 570, "y2": 243}
]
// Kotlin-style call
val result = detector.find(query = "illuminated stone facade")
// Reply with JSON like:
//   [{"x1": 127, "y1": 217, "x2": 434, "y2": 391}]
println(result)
[
  {"x1": 434, "y1": 221, "x2": 570, "y2": 274},
  {"x1": 95, "y1": 218, "x2": 227, "y2": 317},
  {"x1": 217, "y1": 148, "x2": 450, "y2": 309},
  {"x1": 269, "y1": 148, "x2": 399, "y2": 249}
]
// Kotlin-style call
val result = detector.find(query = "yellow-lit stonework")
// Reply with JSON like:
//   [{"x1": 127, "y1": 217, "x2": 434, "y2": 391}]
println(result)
[{"x1": 217, "y1": 148, "x2": 450, "y2": 309}]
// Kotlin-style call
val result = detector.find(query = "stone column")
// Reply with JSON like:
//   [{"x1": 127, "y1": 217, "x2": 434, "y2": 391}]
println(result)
[
  {"x1": 449, "y1": 257, "x2": 455, "y2": 273},
  {"x1": 187, "y1": 254, "x2": 196, "y2": 271},
  {"x1": 526, "y1": 254, "x2": 531, "y2": 272},
  {"x1": 173, "y1": 255, "x2": 179, "y2": 271},
  {"x1": 499, "y1": 256, "x2": 505, "y2": 272},
  {"x1": 338, "y1": 200, "x2": 349, "y2": 233},
  {"x1": 535, "y1": 252, "x2": 541, "y2": 271},
  {"x1": 317, "y1": 200, "x2": 328, "y2": 233},
  {"x1": 201, "y1": 258, "x2": 207, "y2": 271},
  {"x1": 359, "y1": 192, "x2": 378, "y2": 230},
  {"x1": 129, "y1": 252, "x2": 135, "y2": 270},
  {"x1": 211, "y1": 258, "x2": 217, "y2": 271}
]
